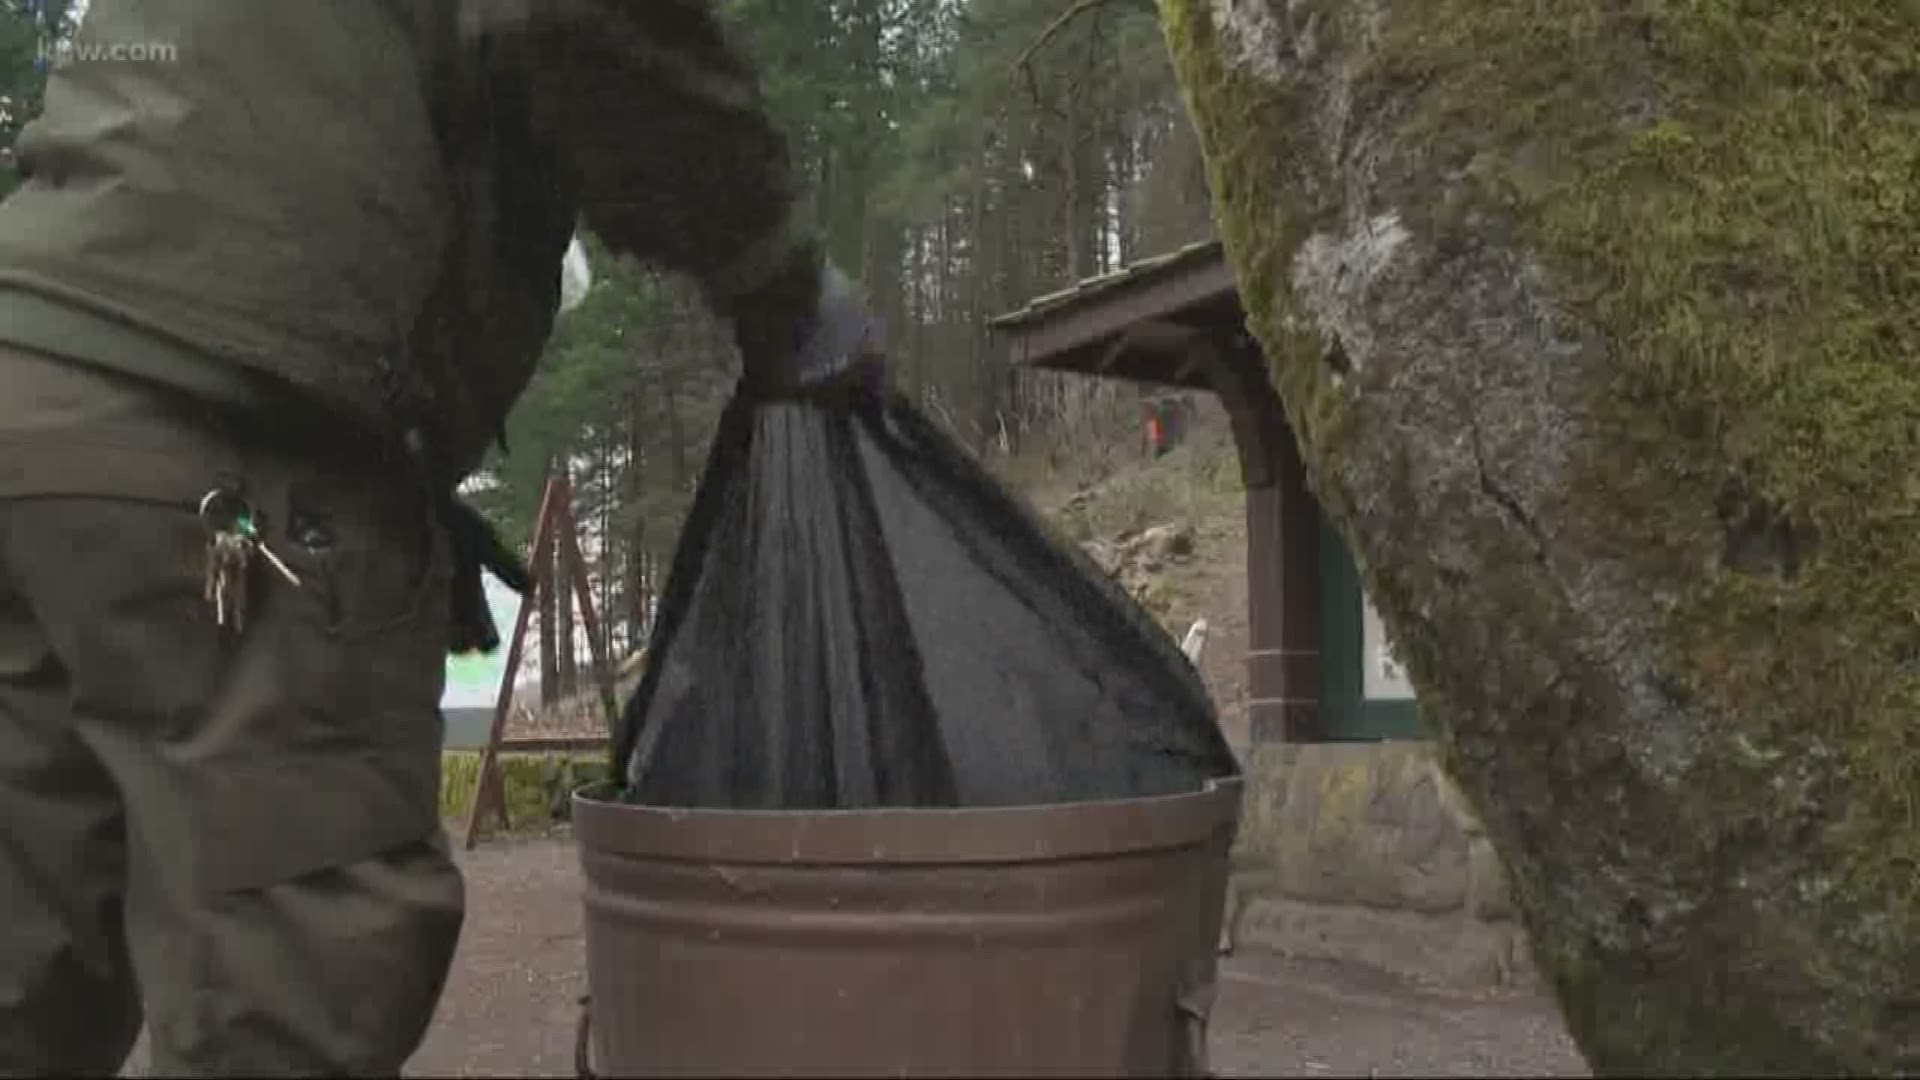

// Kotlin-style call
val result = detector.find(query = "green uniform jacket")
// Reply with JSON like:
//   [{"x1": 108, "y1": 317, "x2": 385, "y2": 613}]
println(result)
[{"x1": 0, "y1": 0, "x2": 819, "y2": 478}]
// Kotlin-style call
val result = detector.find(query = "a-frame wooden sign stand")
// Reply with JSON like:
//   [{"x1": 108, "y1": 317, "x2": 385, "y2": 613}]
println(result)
[{"x1": 462, "y1": 473, "x2": 619, "y2": 850}]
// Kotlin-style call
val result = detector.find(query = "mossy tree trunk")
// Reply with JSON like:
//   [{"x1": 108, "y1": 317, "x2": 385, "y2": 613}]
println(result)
[{"x1": 1155, "y1": 1, "x2": 1920, "y2": 1074}]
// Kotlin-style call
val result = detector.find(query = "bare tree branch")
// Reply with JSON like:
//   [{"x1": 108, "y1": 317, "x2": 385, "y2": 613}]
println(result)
[{"x1": 1010, "y1": 0, "x2": 1152, "y2": 107}]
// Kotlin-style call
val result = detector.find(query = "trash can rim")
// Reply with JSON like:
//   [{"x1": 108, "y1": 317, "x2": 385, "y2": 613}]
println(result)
[{"x1": 572, "y1": 775, "x2": 1243, "y2": 865}]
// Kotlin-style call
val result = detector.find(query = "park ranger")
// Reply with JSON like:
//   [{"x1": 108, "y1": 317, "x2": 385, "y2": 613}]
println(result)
[{"x1": 0, "y1": 0, "x2": 863, "y2": 1074}]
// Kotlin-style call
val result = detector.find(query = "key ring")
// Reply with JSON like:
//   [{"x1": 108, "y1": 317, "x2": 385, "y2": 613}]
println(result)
[
  {"x1": 198, "y1": 486, "x2": 302, "y2": 587},
  {"x1": 198, "y1": 487, "x2": 248, "y2": 532}
]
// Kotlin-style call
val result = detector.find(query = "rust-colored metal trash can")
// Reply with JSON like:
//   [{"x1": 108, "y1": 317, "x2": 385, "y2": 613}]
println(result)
[{"x1": 572, "y1": 776, "x2": 1242, "y2": 1079}]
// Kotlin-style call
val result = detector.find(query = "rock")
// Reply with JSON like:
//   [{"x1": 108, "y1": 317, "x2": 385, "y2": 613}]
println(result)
[
  {"x1": 1081, "y1": 524, "x2": 1196, "y2": 617},
  {"x1": 1162, "y1": 0, "x2": 1920, "y2": 1072},
  {"x1": 1467, "y1": 838, "x2": 1514, "y2": 922},
  {"x1": 1139, "y1": 523, "x2": 1196, "y2": 560},
  {"x1": 1078, "y1": 539, "x2": 1113, "y2": 570},
  {"x1": 1266, "y1": 743, "x2": 1470, "y2": 916}
]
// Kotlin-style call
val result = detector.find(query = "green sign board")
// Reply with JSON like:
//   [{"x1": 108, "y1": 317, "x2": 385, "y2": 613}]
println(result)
[
  {"x1": 1318, "y1": 520, "x2": 1423, "y2": 741},
  {"x1": 441, "y1": 573, "x2": 525, "y2": 710}
]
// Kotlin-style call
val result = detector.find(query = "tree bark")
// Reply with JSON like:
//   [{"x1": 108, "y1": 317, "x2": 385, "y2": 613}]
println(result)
[
  {"x1": 662, "y1": 376, "x2": 688, "y2": 499},
  {"x1": 1158, "y1": 0, "x2": 1920, "y2": 1073},
  {"x1": 598, "y1": 426, "x2": 616, "y2": 661},
  {"x1": 625, "y1": 389, "x2": 649, "y2": 649}
]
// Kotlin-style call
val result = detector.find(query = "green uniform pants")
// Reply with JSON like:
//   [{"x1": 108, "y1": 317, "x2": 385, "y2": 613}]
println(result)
[{"x1": 0, "y1": 346, "x2": 464, "y2": 1076}]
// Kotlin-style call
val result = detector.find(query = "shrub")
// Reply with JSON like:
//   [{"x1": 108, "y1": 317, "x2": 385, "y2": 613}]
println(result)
[{"x1": 439, "y1": 749, "x2": 615, "y2": 831}]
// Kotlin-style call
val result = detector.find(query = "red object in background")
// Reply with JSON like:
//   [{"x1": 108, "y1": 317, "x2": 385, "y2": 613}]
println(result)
[{"x1": 1146, "y1": 413, "x2": 1166, "y2": 455}]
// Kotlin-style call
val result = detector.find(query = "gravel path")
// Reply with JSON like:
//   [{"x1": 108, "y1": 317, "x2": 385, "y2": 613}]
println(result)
[
  {"x1": 402, "y1": 834, "x2": 1589, "y2": 1078},
  {"x1": 1208, "y1": 951, "x2": 1586, "y2": 1077}
]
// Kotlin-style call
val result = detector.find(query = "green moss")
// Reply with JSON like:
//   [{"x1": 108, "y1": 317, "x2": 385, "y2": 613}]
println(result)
[
  {"x1": 439, "y1": 750, "x2": 613, "y2": 831},
  {"x1": 1378, "y1": 4, "x2": 1919, "y2": 1055},
  {"x1": 1162, "y1": 0, "x2": 1920, "y2": 1070},
  {"x1": 1156, "y1": 0, "x2": 1354, "y2": 513}
]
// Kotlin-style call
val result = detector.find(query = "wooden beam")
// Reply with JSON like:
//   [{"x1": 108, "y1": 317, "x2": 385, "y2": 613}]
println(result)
[
  {"x1": 1094, "y1": 317, "x2": 1205, "y2": 375},
  {"x1": 481, "y1": 737, "x2": 610, "y2": 754},
  {"x1": 996, "y1": 255, "x2": 1237, "y2": 369},
  {"x1": 1167, "y1": 325, "x2": 1229, "y2": 388}
]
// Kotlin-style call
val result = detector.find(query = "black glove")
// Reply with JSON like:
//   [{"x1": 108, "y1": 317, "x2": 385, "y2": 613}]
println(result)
[
  {"x1": 738, "y1": 264, "x2": 884, "y2": 400},
  {"x1": 443, "y1": 496, "x2": 530, "y2": 656}
]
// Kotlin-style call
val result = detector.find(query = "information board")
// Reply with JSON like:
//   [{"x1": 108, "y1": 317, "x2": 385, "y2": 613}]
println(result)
[{"x1": 1361, "y1": 594, "x2": 1416, "y2": 701}]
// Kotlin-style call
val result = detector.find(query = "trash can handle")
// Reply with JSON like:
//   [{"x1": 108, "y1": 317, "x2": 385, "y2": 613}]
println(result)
[
  {"x1": 1176, "y1": 976, "x2": 1218, "y2": 1079},
  {"x1": 576, "y1": 995, "x2": 597, "y2": 1080}
]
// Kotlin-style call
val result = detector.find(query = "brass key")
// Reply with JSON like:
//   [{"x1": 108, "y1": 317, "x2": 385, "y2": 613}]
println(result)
[
  {"x1": 198, "y1": 487, "x2": 302, "y2": 632},
  {"x1": 204, "y1": 528, "x2": 253, "y2": 629}
]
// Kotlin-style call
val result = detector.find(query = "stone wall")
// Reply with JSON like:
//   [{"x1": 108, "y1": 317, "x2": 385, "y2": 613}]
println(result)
[{"x1": 1226, "y1": 741, "x2": 1537, "y2": 988}]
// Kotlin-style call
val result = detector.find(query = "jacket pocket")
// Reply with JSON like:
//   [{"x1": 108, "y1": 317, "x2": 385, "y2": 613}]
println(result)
[
  {"x1": 263, "y1": 468, "x2": 452, "y2": 641},
  {"x1": 240, "y1": 458, "x2": 455, "y2": 764}
]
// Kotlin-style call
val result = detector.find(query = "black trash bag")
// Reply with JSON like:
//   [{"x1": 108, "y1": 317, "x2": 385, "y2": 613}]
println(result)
[{"x1": 615, "y1": 380, "x2": 1239, "y2": 811}]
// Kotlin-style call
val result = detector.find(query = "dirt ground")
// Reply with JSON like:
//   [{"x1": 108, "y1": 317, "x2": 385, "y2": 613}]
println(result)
[
  {"x1": 397, "y1": 833, "x2": 1589, "y2": 1078},
  {"x1": 119, "y1": 830, "x2": 1587, "y2": 1076}
]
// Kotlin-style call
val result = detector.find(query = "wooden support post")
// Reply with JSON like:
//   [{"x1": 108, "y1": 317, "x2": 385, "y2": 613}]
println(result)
[
  {"x1": 462, "y1": 473, "x2": 621, "y2": 850},
  {"x1": 1204, "y1": 334, "x2": 1324, "y2": 744}
]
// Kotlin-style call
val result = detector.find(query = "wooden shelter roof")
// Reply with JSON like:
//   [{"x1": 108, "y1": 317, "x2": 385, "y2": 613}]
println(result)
[{"x1": 987, "y1": 239, "x2": 1246, "y2": 390}]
